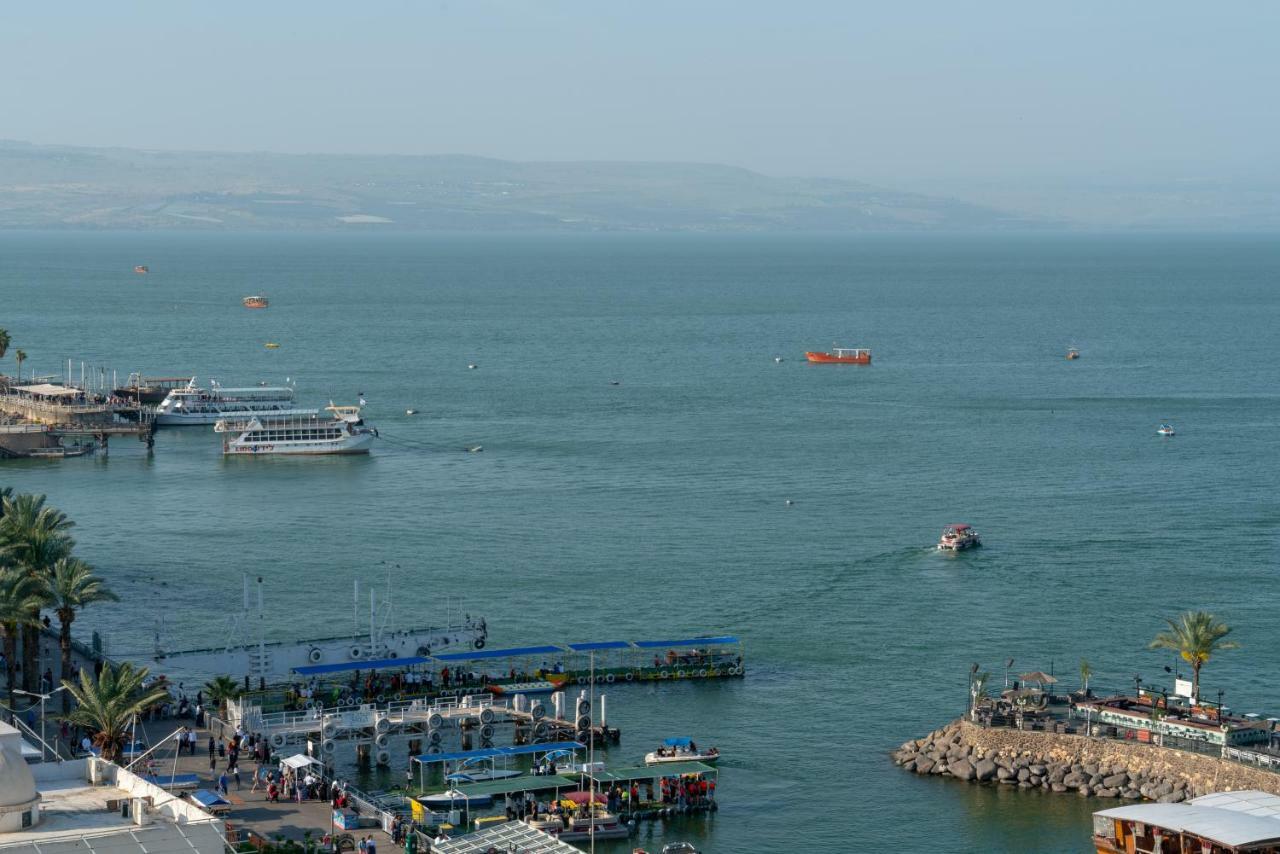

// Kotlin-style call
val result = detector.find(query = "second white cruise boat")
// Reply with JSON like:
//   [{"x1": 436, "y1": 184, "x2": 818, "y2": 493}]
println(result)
[
  {"x1": 215, "y1": 404, "x2": 377, "y2": 455},
  {"x1": 153, "y1": 379, "x2": 315, "y2": 425}
]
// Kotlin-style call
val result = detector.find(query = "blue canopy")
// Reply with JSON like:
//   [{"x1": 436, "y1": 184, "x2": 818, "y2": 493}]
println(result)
[
  {"x1": 293, "y1": 655, "x2": 432, "y2": 676},
  {"x1": 414, "y1": 741, "x2": 584, "y2": 765},
  {"x1": 191, "y1": 789, "x2": 230, "y2": 809},
  {"x1": 433, "y1": 645, "x2": 563, "y2": 661},
  {"x1": 143, "y1": 773, "x2": 200, "y2": 789},
  {"x1": 663, "y1": 737, "x2": 693, "y2": 747},
  {"x1": 633, "y1": 636, "x2": 739, "y2": 649},
  {"x1": 565, "y1": 641, "x2": 631, "y2": 651}
]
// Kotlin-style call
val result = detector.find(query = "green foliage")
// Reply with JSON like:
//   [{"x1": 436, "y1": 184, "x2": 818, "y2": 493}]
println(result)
[
  {"x1": 1149, "y1": 611, "x2": 1239, "y2": 699},
  {"x1": 63, "y1": 661, "x2": 170, "y2": 762}
]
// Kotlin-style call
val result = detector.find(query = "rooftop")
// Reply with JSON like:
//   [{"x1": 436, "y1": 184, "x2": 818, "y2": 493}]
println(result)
[
  {"x1": 427, "y1": 821, "x2": 580, "y2": 854},
  {"x1": 1096, "y1": 791, "x2": 1280, "y2": 848}
]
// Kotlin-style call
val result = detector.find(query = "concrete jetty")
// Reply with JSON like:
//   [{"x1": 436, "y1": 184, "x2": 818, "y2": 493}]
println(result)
[{"x1": 894, "y1": 719, "x2": 1280, "y2": 802}]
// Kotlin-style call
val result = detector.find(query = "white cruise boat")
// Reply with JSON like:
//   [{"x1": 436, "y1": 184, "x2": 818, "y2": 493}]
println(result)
[
  {"x1": 216, "y1": 405, "x2": 377, "y2": 455},
  {"x1": 154, "y1": 379, "x2": 313, "y2": 425}
]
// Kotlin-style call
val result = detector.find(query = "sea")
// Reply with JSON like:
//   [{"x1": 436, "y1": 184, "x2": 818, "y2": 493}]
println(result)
[{"x1": 3, "y1": 230, "x2": 1279, "y2": 852}]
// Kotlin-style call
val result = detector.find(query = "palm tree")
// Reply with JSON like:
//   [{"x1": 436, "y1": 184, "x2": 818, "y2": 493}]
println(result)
[
  {"x1": 62, "y1": 662, "x2": 168, "y2": 763},
  {"x1": 1079, "y1": 659, "x2": 1093, "y2": 696},
  {"x1": 44, "y1": 558, "x2": 118, "y2": 714},
  {"x1": 204, "y1": 675, "x2": 242, "y2": 718},
  {"x1": 1149, "y1": 611, "x2": 1240, "y2": 701},
  {"x1": 0, "y1": 328, "x2": 9, "y2": 364},
  {"x1": 0, "y1": 493, "x2": 74, "y2": 692},
  {"x1": 14, "y1": 350, "x2": 26, "y2": 383},
  {"x1": 0, "y1": 568, "x2": 44, "y2": 712}
]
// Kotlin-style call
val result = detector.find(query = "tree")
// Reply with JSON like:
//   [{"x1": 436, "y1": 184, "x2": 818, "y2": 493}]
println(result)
[
  {"x1": 0, "y1": 493, "x2": 75, "y2": 692},
  {"x1": 0, "y1": 567, "x2": 44, "y2": 712},
  {"x1": 204, "y1": 675, "x2": 242, "y2": 718},
  {"x1": 62, "y1": 662, "x2": 168, "y2": 763},
  {"x1": 1149, "y1": 611, "x2": 1240, "y2": 701},
  {"x1": 14, "y1": 350, "x2": 26, "y2": 383},
  {"x1": 0, "y1": 328, "x2": 9, "y2": 363},
  {"x1": 43, "y1": 557, "x2": 118, "y2": 714},
  {"x1": 1079, "y1": 659, "x2": 1092, "y2": 695}
]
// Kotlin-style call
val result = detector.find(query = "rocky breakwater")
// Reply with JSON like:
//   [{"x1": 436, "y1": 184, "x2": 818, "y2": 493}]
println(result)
[{"x1": 894, "y1": 720, "x2": 1280, "y2": 802}]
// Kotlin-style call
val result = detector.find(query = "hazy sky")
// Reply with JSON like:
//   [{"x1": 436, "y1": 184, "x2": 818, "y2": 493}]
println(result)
[{"x1": 5, "y1": 1, "x2": 1278, "y2": 187}]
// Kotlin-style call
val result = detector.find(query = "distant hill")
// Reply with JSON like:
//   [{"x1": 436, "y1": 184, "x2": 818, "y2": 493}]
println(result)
[{"x1": 0, "y1": 140, "x2": 1041, "y2": 232}]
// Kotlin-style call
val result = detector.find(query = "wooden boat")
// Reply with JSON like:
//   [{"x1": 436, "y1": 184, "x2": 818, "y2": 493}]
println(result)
[
  {"x1": 1094, "y1": 791, "x2": 1280, "y2": 854},
  {"x1": 805, "y1": 347, "x2": 871, "y2": 364},
  {"x1": 243, "y1": 295, "x2": 269, "y2": 309},
  {"x1": 937, "y1": 524, "x2": 981, "y2": 551},
  {"x1": 264, "y1": 342, "x2": 280, "y2": 349},
  {"x1": 1066, "y1": 347, "x2": 1080, "y2": 360},
  {"x1": 134, "y1": 265, "x2": 149, "y2": 274},
  {"x1": 1157, "y1": 424, "x2": 1176, "y2": 437}
]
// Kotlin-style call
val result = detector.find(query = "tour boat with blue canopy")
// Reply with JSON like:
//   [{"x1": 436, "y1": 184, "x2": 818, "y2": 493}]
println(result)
[
  {"x1": 645, "y1": 737, "x2": 720, "y2": 765},
  {"x1": 1157, "y1": 423, "x2": 1176, "y2": 436}
]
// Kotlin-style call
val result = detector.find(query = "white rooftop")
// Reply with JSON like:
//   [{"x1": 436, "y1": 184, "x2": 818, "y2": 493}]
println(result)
[
  {"x1": 429, "y1": 821, "x2": 580, "y2": 854},
  {"x1": 0, "y1": 822, "x2": 227, "y2": 854},
  {"x1": 1097, "y1": 790, "x2": 1280, "y2": 848}
]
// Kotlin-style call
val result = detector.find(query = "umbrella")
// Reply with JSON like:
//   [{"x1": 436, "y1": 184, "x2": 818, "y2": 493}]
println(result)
[{"x1": 1019, "y1": 671, "x2": 1059, "y2": 685}]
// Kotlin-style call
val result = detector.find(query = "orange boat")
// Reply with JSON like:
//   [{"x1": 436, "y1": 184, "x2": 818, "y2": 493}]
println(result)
[
  {"x1": 1066, "y1": 347, "x2": 1080, "y2": 360},
  {"x1": 805, "y1": 347, "x2": 871, "y2": 365},
  {"x1": 134, "y1": 265, "x2": 149, "y2": 274},
  {"x1": 242, "y1": 295, "x2": 269, "y2": 309}
]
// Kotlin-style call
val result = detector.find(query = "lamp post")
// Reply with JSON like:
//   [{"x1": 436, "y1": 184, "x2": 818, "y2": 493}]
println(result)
[
  {"x1": 1133, "y1": 674, "x2": 1142, "y2": 697},
  {"x1": 1004, "y1": 659, "x2": 1014, "y2": 689},
  {"x1": 14, "y1": 685, "x2": 71, "y2": 761}
]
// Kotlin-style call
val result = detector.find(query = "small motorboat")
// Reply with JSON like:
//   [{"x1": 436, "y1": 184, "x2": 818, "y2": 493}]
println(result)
[
  {"x1": 243, "y1": 295, "x2": 269, "y2": 309},
  {"x1": 264, "y1": 342, "x2": 280, "y2": 349},
  {"x1": 485, "y1": 680, "x2": 561, "y2": 696},
  {"x1": 937, "y1": 524, "x2": 981, "y2": 551},
  {"x1": 805, "y1": 346, "x2": 871, "y2": 365},
  {"x1": 1157, "y1": 424, "x2": 1176, "y2": 436},
  {"x1": 465, "y1": 445, "x2": 483, "y2": 453},
  {"x1": 1066, "y1": 347, "x2": 1080, "y2": 360},
  {"x1": 405, "y1": 409, "x2": 418, "y2": 415},
  {"x1": 468, "y1": 363, "x2": 478, "y2": 370},
  {"x1": 662, "y1": 845, "x2": 702, "y2": 854},
  {"x1": 774, "y1": 356, "x2": 784, "y2": 363},
  {"x1": 134, "y1": 265, "x2": 149, "y2": 274},
  {"x1": 644, "y1": 737, "x2": 719, "y2": 765}
]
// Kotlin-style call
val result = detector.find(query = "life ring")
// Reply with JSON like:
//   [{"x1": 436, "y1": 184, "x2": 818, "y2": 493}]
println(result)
[
  {"x1": 270, "y1": 733, "x2": 285, "y2": 748},
  {"x1": 375, "y1": 734, "x2": 390, "y2": 749},
  {"x1": 576, "y1": 700, "x2": 591, "y2": 716},
  {"x1": 336, "y1": 834, "x2": 356, "y2": 852},
  {"x1": 322, "y1": 739, "x2": 336, "y2": 753},
  {"x1": 375, "y1": 749, "x2": 391, "y2": 766},
  {"x1": 427, "y1": 713, "x2": 444, "y2": 729},
  {"x1": 605, "y1": 673, "x2": 616, "y2": 684},
  {"x1": 731, "y1": 665, "x2": 742, "y2": 676},
  {"x1": 576, "y1": 677, "x2": 587, "y2": 686},
  {"x1": 428, "y1": 730, "x2": 443, "y2": 745},
  {"x1": 697, "y1": 669, "x2": 707, "y2": 678},
  {"x1": 576, "y1": 715, "x2": 591, "y2": 730},
  {"x1": 479, "y1": 724, "x2": 494, "y2": 740},
  {"x1": 375, "y1": 717, "x2": 391, "y2": 734},
  {"x1": 322, "y1": 721, "x2": 337, "y2": 738},
  {"x1": 533, "y1": 722, "x2": 549, "y2": 738},
  {"x1": 474, "y1": 638, "x2": 486, "y2": 650},
  {"x1": 479, "y1": 708, "x2": 495, "y2": 724},
  {"x1": 388, "y1": 651, "x2": 398, "y2": 659},
  {"x1": 676, "y1": 670, "x2": 686, "y2": 679},
  {"x1": 624, "y1": 672, "x2": 635, "y2": 682},
  {"x1": 427, "y1": 745, "x2": 442, "y2": 755},
  {"x1": 530, "y1": 704, "x2": 546, "y2": 721},
  {"x1": 308, "y1": 648, "x2": 323, "y2": 664},
  {"x1": 349, "y1": 646, "x2": 364, "y2": 660},
  {"x1": 658, "y1": 669, "x2": 669, "y2": 679}
]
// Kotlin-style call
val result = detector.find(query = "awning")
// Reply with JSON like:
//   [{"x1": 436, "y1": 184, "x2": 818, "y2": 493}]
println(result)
[
  {"x1": 281, "y1": 754, "x2": 324, "y2": 770},
  {"x1": 632, "y1": 637, "x2": 739, "y2": 649},
  {"x1": 293, "y1": 655, "x2": 431, "y2": 675},
  {"x1": 564, "y1": 641, "x2": 631, "y2": 651},
  {"x1": 433, "y1": 645, "x2": 564, "y2": 661},
  {"x1": 586, "y1": 761, "x2": 717, "y2": 783},
  {"x1": 1019, "y1": 671, "x2": 1059, "y2": 684},
  {"x1": 449, "y1": 775, "x2": 579, "y2": 798},
  {"x1": 415, "y1": 741, "x2": 584, "y2": 765}
]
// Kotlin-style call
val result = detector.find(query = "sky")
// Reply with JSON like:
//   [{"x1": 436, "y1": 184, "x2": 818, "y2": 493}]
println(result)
[{"x1": 3, "y1": 1, "x2": 1279, "y2": 189}]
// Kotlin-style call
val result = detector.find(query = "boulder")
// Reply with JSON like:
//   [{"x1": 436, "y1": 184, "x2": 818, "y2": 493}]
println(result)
[
  {"x1": 1096, "y1": 787, "x2": 1119, "y2": 798},
  {"x1": 1083, "y1": 763, "x2": 1099, "y2": 777},
  {"x1": 1063, "y1": 773, "x2": 1085, "y2": 788},
  {"x1": 1159, "y1": 791, "x2": 1186, "y2": 804},
  {"x1": 1155, "y1": 782, "x2": 1174, "y2": 798},
  {"x1": 1029, "y1": 764, "x2": 1047, "y2": 776},
  {"x1": 1051, "y1": 783, "x2": 1068, "y2": 793},
  {"x1": 997, "y1": 767, "x2": 1014, "y2": 781},
  {"x1": 1078, "y1": 786, "x2": 1092, "y2": 797},
  {"x1": 1018, "y1": 781, "x2": 1033, "y2": 789},
  {"x1": 1029, "y1": 775, "x2": 1043, "y2": 787},
  {"x1": 1102, "y1": 773, "x2": 1129, "y2": 789},
  {"x1": 1089, "y1": 774, "x2": 1104, "y2": 787},
  {"x1": 950, "y1": 759, "x2": 976, "y2": 781},
  {"x1": 1122, "y1": 788, "x2": 1140, "y2": 799},
  {"x1": 914, "y1": 757, "x2": 935, "y2": 775},
  {"x1": 932, "y1": 762, "x2": 948, "y2": 775},
  {"x1": 974, "y1": 759, "x2": 997, "y2": 782}
]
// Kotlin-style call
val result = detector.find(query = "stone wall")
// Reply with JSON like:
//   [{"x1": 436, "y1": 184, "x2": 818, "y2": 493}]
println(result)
[{"x1": 893, "y1": 719, "x2": 1280, "y2": 802}]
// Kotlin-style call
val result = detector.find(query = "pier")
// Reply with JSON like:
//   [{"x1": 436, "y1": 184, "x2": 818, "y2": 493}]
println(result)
[{"x1": 0, "y1": 375, "x2": 156, "y2": 457}]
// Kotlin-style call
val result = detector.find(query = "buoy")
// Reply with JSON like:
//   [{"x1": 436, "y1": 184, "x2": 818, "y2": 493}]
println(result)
[
  {"x1": 609, "y1": 380, "x2": 620, "y2": 386},
  {"x1": 405, "y1": 409, "x2": 417, "y2": 415}
]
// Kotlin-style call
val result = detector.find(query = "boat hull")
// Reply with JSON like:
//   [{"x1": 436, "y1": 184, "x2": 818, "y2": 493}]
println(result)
[
  {"x1": 645, "y1": 751, "x2": 719, "y2": 765},
  {"x1": 938, "y1": 540, "x2": 981, "y2": 551},
  {"x1": 805, "y1": 351, "x2": 871, "y2": 364}
]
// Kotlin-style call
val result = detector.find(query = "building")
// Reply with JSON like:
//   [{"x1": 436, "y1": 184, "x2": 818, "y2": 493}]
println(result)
[{"x1": 1095, "y1": 790, "x2": 1280, "y2": 853}]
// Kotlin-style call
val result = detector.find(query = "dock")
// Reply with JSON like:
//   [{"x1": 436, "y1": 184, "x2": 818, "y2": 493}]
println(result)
[{"x1": 0, "y1": 378, "x2": 156, "y2": 458}]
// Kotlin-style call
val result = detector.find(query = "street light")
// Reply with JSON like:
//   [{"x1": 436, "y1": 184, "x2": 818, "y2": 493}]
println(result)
[
  {"x1": 1004, "y1": 659, "x2": 1014, "y2": 689},
  {"x1": 14, "y1": 685, "x2": 71, "y2": 761}
]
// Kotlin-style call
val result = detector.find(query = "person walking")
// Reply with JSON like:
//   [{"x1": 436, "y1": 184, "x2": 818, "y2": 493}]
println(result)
[{"x1": 217, "y1": 772, "x2": 229, "y2": 796}]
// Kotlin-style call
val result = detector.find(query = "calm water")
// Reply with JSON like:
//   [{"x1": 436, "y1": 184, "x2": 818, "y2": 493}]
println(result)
[{"x1": 3, "y1": 231, "x2": 1279, "y2": 852}]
